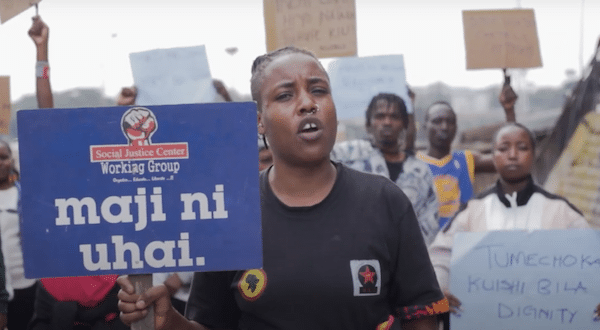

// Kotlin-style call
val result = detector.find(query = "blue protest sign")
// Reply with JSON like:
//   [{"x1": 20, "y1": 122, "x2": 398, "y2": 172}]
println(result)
[
  {"x1": 17, "y1": 102, "x2": 262, "y2": 278},
  {"x1": 450, "y1": 230, "x2": 600, "y2": 329}
]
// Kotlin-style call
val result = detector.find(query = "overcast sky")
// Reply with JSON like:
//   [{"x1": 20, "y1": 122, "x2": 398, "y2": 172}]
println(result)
[{"x1": 0, "y1": 0, "x2": 598, "y2": 102}]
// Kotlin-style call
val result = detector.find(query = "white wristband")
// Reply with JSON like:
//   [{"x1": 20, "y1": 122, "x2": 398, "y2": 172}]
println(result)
[{"x1": 36, "y1": 61, "x2": 50, "y2": 79}]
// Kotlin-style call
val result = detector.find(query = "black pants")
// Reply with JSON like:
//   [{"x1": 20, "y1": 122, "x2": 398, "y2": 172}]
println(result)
[
  {"x1": 9, "y1": 282, "x2": 37, "y2": 330},
  {"x1": 442, "y1": 312, "x2": 450, "y2": 330}
]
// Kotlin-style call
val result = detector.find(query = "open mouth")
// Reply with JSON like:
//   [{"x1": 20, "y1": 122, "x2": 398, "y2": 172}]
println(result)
[
  {"x1": 297, "y1": 118, "x2": 324, "y2": 141},
  {"x1": 300, "y1": 122, "x2": 319, "y2": 133},
  {"x1": 436, "y1": 132, "x2": 450, "y2": 140}
]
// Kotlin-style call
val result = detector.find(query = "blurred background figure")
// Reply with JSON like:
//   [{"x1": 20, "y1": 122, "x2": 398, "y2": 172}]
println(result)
[
  {"x1": 0, "y1": 139, "x2": 34, "y2": 330},
  {"x1": 417, "y1": 86, "x2": 517, "y2": 229},
  {"x1": 26, "y1": 16, "x2": 129, "y2": 330},
  {"x1": 332, "y1": 93, "x2": 439, "y2": 246},
  {"x1": 428, "y1": 122, "x2": 593, "y2": 328}
]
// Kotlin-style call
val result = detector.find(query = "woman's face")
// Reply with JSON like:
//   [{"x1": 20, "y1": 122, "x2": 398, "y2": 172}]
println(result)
[
  {"x1": 492, "y1": 126, "x2": 533, "y2": 183},
  {"x1": 0, "y1": 145, "x2": 12, "y2": 181},
  {"x1": 257, "y1": 53, "x2": 337, "y2": 167}
]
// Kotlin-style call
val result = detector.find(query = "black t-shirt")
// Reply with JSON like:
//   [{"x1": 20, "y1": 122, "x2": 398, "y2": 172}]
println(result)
[
  {"x1": 186, "y1": 163, "x2": 445, "y2": 329},
  {"x1": 386, "y1": 161, "x2": 404, "y2": 182}
]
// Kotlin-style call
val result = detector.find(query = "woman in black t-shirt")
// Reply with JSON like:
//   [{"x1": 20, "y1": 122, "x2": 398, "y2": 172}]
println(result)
[{"x1": 116, "y1": 47, "x2": 448, "y2": 330}]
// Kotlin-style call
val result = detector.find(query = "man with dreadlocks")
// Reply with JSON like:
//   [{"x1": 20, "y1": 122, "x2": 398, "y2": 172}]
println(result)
[{"x1": 331, "y1": 93, "x2": 440, "y2": 246}]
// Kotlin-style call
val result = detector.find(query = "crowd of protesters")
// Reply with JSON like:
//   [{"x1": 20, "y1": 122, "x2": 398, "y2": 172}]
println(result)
[{"x1": 0, "y1": 12, "x2": 596, "y2": 330}]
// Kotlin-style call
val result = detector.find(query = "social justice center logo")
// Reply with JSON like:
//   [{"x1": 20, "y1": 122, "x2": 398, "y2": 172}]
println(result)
[
  {"x1": 122, "y1": 107, "x2": 158, "y2": 146},
  {"x1": 89, "y1": 107, "x2": 189, "y2": 178},
  {"x1": 350, "y1": 259, "x2": 381, "y2": 296}
]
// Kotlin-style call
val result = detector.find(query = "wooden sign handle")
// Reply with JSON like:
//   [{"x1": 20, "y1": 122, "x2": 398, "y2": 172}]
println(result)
[
  {"x1": 130, "y1": 274, "x2": 155, "y2": 330},
  {"x1": 503, "y1": 68, "x2": 511, "y2": 86}
]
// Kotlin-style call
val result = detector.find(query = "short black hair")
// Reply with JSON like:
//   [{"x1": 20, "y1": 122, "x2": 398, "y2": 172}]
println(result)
[
  {"x1": 493, "y1": 122, "x2": 536, "y2": 151},
  {"x1": 365, "y1": 93, "x2": 408, "y2": 129},
  {"x1": 250, "y1": 46, "x2": 327, "y2": 110},
  {"x1": 424, "y1": 101, "x2": 454, "y2": 122}
]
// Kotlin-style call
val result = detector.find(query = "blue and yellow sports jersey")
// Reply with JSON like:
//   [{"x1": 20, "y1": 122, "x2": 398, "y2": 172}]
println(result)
[{"x1": 416, "y1": 150, "x2": 475, "y2": 228}]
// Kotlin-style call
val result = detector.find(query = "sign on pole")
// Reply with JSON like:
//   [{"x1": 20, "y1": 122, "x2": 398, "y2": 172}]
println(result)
[
  {"x1": 462, "y1": 9, "x2": 542, "y2": 69},
  {"x1": 129, "y1": 45, "x2": 216, "y2": 106},
  {"x1": 450, "y1": 230, "x2": 600, "y2": 329},
  {"x1": 327, "y1": 55, "x2": 412, "y2": 120},
  {"x1": 0, "y1": 0, "x2": 41, "y2": 24},
  {"x1": 263, "y1": 0, "x2": 357, "y2": 58},
  {"x1": 17, "y1": 102, "x2": 262, "y2": 278},
  {"x1": 0, "y1": 76, "x2": 10, "y2": 135},
  {"x1": 545, "y1": 112, "x2": 600, "y2": 229}
]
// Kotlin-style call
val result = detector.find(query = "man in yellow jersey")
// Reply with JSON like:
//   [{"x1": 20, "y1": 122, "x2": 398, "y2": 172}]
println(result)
[{"x1": 417, "y1": 85, "x2": 516, "y2": 228}]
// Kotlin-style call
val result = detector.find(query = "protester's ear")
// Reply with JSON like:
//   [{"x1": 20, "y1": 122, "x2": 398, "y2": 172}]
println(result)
[
  {"x1": 365, "y1": 121, "x2": 374, "y2": 135},
  {"x1": 257, "y1": 112, "x2": 265, "y2": 135}
]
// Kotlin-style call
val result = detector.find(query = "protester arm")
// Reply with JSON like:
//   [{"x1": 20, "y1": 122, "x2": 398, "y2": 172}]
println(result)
[
  {"x1": 428, "y1": 206, "x2": 476, "y2": 315},
  {"x1": 499, "y1": 84, "x2": 517, "y2": 122},
  {"x1": 418, "y1": 167, "x2": 440, "y2": 246},
  {"x1": 428, "y1": 206, "x2": 473, "y2": 293},
  {"x1": 388, "y1": 181, "x2": 448, "y2": 324},
  {"x1": 28, "y1": 16, "x2": 53, "y2": 109},
  {"x1": 117, "y1": 87, "x2": 137, "y2": 106},
  {"x1": 213, "y1": 80, "x2": 232, "y2": 102},
  {"x1": 471, "y1": 151, "x2": 495, "y2": 173}
]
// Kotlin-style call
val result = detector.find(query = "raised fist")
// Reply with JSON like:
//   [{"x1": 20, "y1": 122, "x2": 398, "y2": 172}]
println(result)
[
  {"x1": 121, "y1": 107, "x2": 157, "y2": 146},
  {"x1": 28, "y1": 16, "x2": 49, "y2": 47},
  {"x1": 117, "y1": 86, "x2": 137, "y2": 106},
  {"x1": 499, "y1": 83, "x2": 518, "y2": 110}
]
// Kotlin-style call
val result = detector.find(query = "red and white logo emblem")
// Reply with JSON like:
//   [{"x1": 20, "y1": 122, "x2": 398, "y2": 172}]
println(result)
[
  {"x1": 89, "y1": 107, "x2": 189, "y2": 162},
  {"x1": 350, "y1": 259, "x2": 381, "y2": 296},
  {"x1": 122, "y1": 107, "x2": 157, "y2": 146}
]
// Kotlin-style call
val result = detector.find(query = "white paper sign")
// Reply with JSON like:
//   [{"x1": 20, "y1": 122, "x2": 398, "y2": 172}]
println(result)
[
  {"x1": 129, "y1": 46, "x2": 216, "y2": 106},
  {"x1": 328, "y1": 55, "x2": 412, "y2": 120},
  {"x1": 450, "y1": 230, "x2": 600, "y2": 329}
]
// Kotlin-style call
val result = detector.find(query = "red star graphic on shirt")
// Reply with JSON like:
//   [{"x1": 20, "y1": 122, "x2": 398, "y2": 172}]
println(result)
[{"x1": 360, "y1": 266, "x2": 376, "y2": 284}]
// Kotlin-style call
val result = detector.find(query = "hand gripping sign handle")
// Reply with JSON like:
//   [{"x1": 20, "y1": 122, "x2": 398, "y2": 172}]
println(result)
[{"x1": 130, "y1": 274, "x2": 155, "y2": 330}]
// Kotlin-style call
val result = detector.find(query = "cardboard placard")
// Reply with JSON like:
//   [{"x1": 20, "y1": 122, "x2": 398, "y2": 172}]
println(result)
[
  {"x1": 544, "y1": 112, "x2": 600, "y2": 229},
  {"x1": 327, "y1": 55, "x2": 412, "y2": 120},
  {"x1": 129, "y1": 46, "x2": 216, "y2": 106},
  {"x1": 463, "y1": 9, "x2": 542, "y2": 69},
  {"x1": 0, "y1": 0, "x2": 40, "y2": 24},
  {"x1": 263, "y1": 0, "x2": 357, "y2": 58},
  {"x1": 18, "y1": 103, "x2": 262, "y2": 278},
  {"x1": 0, "y1": 77, "x2": 10, "y2": 135},
  {"x1": 451, "y1": 230, "x2": 600, "y2": 329}
]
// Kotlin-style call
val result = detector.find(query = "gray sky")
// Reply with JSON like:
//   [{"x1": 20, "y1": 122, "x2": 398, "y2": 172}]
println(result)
[{"x1": 0, "y1": 0, "x2": 598, "y2": 102}]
